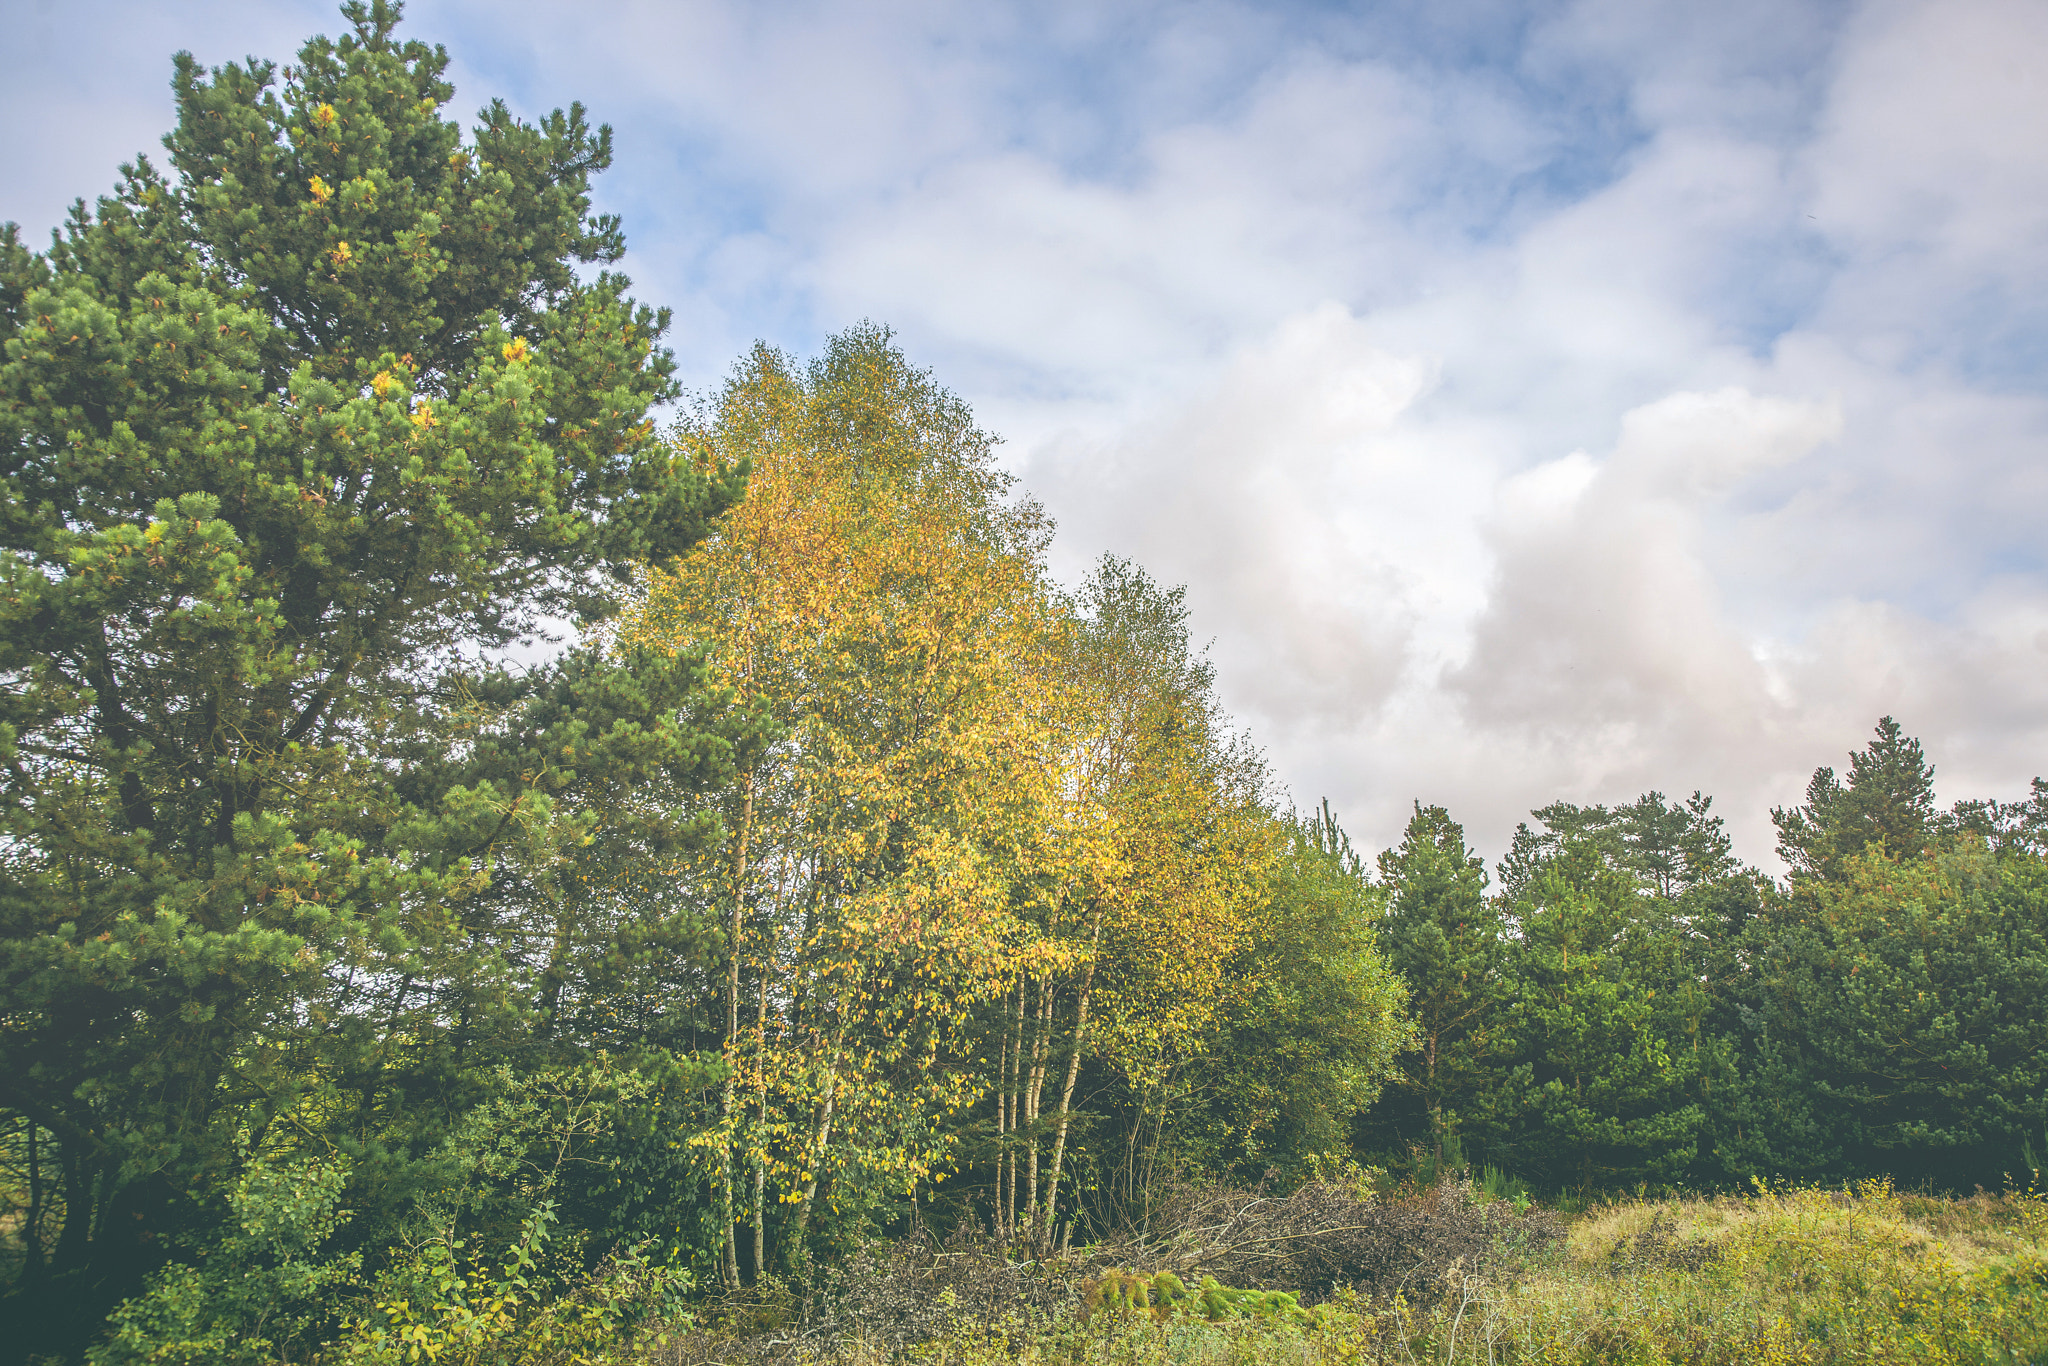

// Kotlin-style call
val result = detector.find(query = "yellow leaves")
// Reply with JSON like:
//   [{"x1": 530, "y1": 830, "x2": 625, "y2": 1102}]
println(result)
[
  {"x1": 617, "y1": 331, "x2": 1279, "y2": 1235},
  {"x1": 309, "y1": 174, "x2": 334, "y2": 204},
  {"x1": 330, "y1": 240, "x2": 353, "y2": 268},
  {"x1": 371, "y1": 370, "x2": 398, "y2": 400},
  {"x1": 501, "y1": 337, "x2": 530, "y2": 364},
  {"x1": 409, "y1": 400, "x2": 436, "y2": 430},
  {"x1": 312, "y1": 102, "x2": 338, "y2": 129},
  {"x1": 620, "y1": 334, "x2": 1068, "y2": 1207}
]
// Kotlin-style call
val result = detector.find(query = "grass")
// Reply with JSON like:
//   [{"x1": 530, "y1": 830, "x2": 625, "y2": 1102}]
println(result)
[
  {"x1": 1436, "y1": 1178, "x2": 2048, "y2": 1363},
  {"x1": 659, "y1": 1182, "x2": 2048, "y2": 1366}
]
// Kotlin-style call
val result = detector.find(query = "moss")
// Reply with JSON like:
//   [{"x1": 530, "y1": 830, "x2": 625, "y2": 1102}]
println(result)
[{"x1": 1081, "y1": 1270, "x2": 1309, "y2": 1326}]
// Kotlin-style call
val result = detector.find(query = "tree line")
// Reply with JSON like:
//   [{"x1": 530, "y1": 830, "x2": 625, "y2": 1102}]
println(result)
[
  {"x1": 3, "y1": 4, "x2": 2046, "y2": 1361},
  {"x1": 1368, "y1": 743, "x2": 2048, "y2": 1199}
]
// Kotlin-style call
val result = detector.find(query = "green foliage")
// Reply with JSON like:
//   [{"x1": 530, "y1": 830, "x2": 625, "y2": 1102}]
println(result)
[
  {"x1": 337, "y1": 1201, "x2": 688, "y2": 1366},
  {"x1": 1498, "y1": 842, "x2": 1710, "y2": 1192},
  {"x1": 1723, "y1": 842, "x2": 2048, "y2": 1186},
  {"x1": 1501, "y1": 790, "x2": 1739, "y2": 905},
  {"x1": 88, "y1": 1152, "x2": 358, "y2": 1365},
  {"x1": 1477, "y1": 1165, "x2": 1532, "y2": 1212},
  {"x1": 1188, "y1": 805, "x2": 1410, "y2": 1186},
  {"x1": 84, "y1": 1058, "x2": 703, "y2": 1365},
  {"x1": 0, "y1": 0, "x2": 740, "y2": 1352},
  {"x1": 1426, "y1": 790, "x2": 1754, "y2": 1195},
  {"x1": 1774, "y1": 716, "x2": 1940, "y2": 880},
  {"x1": 1363, "y1": 727, "x2": 2048, "y2": 1203},
  {"x1": 1367, "y1": 804, "x2": 1508, "y2": 1176},
  {"x1": 1950, "y1": 777, "x2": 2048, "y2": 857}
]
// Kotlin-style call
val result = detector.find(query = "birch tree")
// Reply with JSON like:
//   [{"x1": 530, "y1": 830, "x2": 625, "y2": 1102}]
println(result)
[{"x1": 620, "y1": 327, "x2": 1063, "y2": 1276}]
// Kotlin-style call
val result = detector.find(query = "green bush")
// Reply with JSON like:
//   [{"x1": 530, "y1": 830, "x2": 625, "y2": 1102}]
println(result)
[
  {"x1": 89, "y1": 1153, "x2": 360, "y2": 1366},
  {"x1": 335, "y1": 1201, "x2": 688, "y2": 1365}
]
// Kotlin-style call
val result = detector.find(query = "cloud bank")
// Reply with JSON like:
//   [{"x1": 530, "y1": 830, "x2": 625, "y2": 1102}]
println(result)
[{"x1": 9, "y1": 0, "x2": 2048, "y2": 866}]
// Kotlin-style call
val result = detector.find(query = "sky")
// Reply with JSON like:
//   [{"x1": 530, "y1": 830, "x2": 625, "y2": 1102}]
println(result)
[{"x1": 8, "y1": 0, "x2": 2048, "y2": 870}]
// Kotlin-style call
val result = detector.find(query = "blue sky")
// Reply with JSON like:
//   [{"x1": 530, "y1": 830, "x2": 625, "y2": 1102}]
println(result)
[{"x1": 9, "y1": 0, "x2": 2048, "y2": 866}]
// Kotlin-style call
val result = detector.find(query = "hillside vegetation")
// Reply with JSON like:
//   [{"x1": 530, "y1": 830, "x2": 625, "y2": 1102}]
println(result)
[{"x1": 5, "y1": 5, "x2": 2048, "y2": 1362}]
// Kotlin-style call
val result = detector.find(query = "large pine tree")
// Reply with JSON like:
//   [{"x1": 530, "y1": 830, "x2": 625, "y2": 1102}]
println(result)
[{"x1": 0, "y1": 2, "x2": 740, "y2": 1347}]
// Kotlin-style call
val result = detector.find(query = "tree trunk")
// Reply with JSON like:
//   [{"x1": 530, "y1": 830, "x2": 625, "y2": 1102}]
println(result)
[
  {"x1": 788, "y1": 1050, "x2": 840, "y2": 1272},
  {"x1": 1022, "y1": 981, "x2": 1053, "y2": 1231},
  {"x1": 998, "y1": 985, "x2": 1020, "y2": 1235},
  {"x1": 1040, "y1": 912, "x2": 1101, "y2": 1238},
  {"x1": 720, "y1": 766, "x2": 757, "y2": 1290},
  {"x1": 751, "y1": 968, "x2": 769, "y2": 1284},
  {"x1": 23, "y1": 1123, "x2": 44, "y2": 1279},
  {"x1": 536, "y1": 897, "x2": 571, "y2": 1044},
  {"x1": 750, "y1": 828, "x2": 799, "y2": 1285},
  {"x1": 1140, "y1": 1093, "x2": 1169, "y2": 1228},
  {"x1": 50, "y1": 1149, "x2": 92, "y2": 1274}
]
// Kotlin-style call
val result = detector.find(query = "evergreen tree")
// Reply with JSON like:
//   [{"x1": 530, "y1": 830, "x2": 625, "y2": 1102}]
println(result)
[
  {"x1": 1501, "y1": 792, "x2": 1737, "y2": 905},
  {"x1": 1483, "y1": 795, "x2": 1747, "y2": 1192},
  {"x1": 1774, "y1": 717, "x2": 1939, "y2": 880},
  {"x1": 1724, "y1": 843, "x2": 2048, "y2": 1186},
  {"x1": 1947, "y1": 777, "x2": 2048, "y2": 857},
  {"x1": 1369, "y1": 804, "x2": 1508, "y2": 1174},
  {"x1": 1497, "y1": 843, "x2": 1708, "y2": 1193},
  {"x1": 0, "y1": 2, "x2": 740, "y2": 1348}
]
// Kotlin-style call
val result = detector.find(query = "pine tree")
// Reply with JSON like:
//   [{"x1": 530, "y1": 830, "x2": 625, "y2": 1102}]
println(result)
[
  {"x1": 1370, "y1": 804, "x2": 1508, "y2": 1174},
  {"x1": 1726, "y1": 843, "x2": 2048, "y2": 1186},
  {"x1": 0, "y1": 2, "x2": 739, "y2": 1344},
  {"x1": 1774, "y1": 717, "x2": 1939, "y2": 879},
  {"x1": 1501, "y1": 792, "x2": 1737, "y2": 904},
  {"x1": 1498, "y1": 843, "x2": 1707, "y2": 1193}
]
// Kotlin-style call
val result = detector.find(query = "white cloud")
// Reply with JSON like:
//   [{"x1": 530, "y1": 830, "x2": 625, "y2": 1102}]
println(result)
[
  {"x1": 1029, "y1": 303, "x2": 1461, "y2": 728},
  {"x1": 1809, "y1": 0, "x2": 2048, "y2": 282},
  {"x1": 1445, "y1": 390, "x2": 1840, "y2": 830}
]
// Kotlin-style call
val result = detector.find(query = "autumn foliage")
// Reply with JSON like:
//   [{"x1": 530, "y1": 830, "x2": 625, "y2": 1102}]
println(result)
[{"x1": 613, "y1": 328, "x2": 1404, "y2": 1284}]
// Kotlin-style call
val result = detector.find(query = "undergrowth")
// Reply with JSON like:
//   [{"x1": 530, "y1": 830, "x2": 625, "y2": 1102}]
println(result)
[{"x1": 641, "y1": 1179, "x2": 2048, "y2": 1366}]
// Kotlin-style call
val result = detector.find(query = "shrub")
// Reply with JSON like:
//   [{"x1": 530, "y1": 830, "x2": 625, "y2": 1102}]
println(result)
[
  {"x1": 1081, "y1": 1270, "x2": 1311, "y2": 1326},
  {"x1": 88, "y1": 1154, "x2": 359, "y2": 1366},
  {"x1": 335, "y1": 1200, "x2": 689, "y2": 1366}
]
